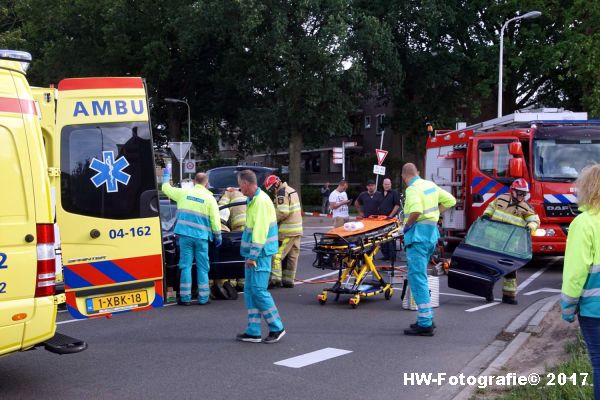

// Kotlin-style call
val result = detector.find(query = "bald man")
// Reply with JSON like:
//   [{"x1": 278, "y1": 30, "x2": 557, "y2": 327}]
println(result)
[
  {"x1": 401, "y1": 163, "x2": 456, "y2": 336},
  {"x1": 162, "y1": 172, "x2": 222, "y2": 305}
]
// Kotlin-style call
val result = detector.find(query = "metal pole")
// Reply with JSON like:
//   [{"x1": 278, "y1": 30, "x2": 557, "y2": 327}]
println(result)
[
  {"x1": 179, "y1": 147, "x2": 184, "y2": 187},
  {"x1": 498, "y1": 21, "x2": 508, "y2": 118},
  {"x1": 186, "y1": 101, "x2": 191, "y2": 179},
  {"x1": 342, "y1": 141, "x2": 345, "y2": 181},
  {"x1": 375, "y1": 130, "x2": 385, "y2": 188}
]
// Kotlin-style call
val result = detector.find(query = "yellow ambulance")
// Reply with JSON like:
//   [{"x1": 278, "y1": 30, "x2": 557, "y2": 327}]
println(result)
[{"x1": 1, "y1": 49, "x2": 164, "y2": 357}]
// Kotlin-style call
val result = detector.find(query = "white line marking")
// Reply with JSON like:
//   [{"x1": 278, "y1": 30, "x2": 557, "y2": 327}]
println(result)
[
  {"x1": 465, "y1": 302, "x2": 500, "y2": 312},
  {"x1": 523, "y1": 288, "x2": 561, "y2": 296},
  {"x1": 464, "y1": 266, "x2": 549, "y2": 312},
  {"x1": 517, "y1": 266, "x2": 549, "y2": 291},
  {"x1": 274, "y1": 347, "x2": 352, "y2": 368},
  {"x1": 441, "y1": 292, "x2": 494, "y2": 299},
  {"x1": 296, "y1": 270, "x2": 339, "y2": 285}
]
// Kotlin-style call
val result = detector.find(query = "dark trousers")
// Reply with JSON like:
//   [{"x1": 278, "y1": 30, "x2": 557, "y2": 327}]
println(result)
[
  {"x1": 381, "y1": 239, "x2": 397, "y2": 261},
  {"x1": 579, "y1": 315, "x2": 600, "y2": 400}
]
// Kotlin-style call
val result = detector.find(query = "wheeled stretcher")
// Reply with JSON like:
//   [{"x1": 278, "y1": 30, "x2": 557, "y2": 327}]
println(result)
[{"x1": 312, "y1": 216, "x2": 402, "y2": 308}]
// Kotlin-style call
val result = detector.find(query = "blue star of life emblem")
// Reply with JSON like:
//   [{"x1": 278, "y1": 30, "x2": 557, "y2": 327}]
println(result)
[{"x1": 89, "y1": 151, "x2": 131, "y2": 193}]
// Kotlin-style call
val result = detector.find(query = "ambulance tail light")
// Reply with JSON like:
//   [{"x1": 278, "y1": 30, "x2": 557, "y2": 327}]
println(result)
[{"x1": 35, "y1": 223, "x2": 56, "y2": 297}]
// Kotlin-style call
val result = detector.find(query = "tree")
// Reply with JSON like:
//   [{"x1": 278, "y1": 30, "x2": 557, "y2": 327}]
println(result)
[{"x1": 220, "y1": 0, "x2": 401, "y2": 196}]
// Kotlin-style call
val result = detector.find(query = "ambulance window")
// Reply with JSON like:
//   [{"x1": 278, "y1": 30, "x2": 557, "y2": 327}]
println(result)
[{"x1": 61, "y1": 122, "x2": 156, "y2": 219}]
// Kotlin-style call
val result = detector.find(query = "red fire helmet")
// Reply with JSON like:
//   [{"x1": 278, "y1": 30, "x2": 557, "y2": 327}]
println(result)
[{"x1": 263, "y1": 175, "x2": 280, "y2": 190}]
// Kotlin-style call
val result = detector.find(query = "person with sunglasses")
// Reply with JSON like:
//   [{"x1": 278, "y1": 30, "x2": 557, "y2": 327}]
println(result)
[{"x1": 481, "y1": 178, "x2": 540, "y2": 304}]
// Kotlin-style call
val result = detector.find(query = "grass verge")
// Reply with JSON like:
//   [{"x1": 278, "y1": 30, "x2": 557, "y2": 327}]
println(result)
[{"x1": 479, "y1": 333, "x2": 593, "y2": 399}]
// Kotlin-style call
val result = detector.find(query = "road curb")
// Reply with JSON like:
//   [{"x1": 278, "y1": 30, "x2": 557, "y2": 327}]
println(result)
[{"x1": 429, "y1": 294, "x2": 561, "y2": 400}]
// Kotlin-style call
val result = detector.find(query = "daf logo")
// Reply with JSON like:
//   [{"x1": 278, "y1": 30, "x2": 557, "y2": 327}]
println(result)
[{"x1": 547, "y1": 205, "x2": 570, "y2": 211}]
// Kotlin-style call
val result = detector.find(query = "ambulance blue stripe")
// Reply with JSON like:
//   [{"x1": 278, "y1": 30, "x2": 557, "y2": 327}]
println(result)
[
  {"x1": 478, "y1": 180, "x2": 497, "y2": 195},
  {"x1": 472, "y1": 176, "x2": 484, "y2": 188},
  {"x1": 63, "y1": 268, "x2": 94, "y2": 289},
  {"x1": 554, "y1": 194, "x2": 571, "y2": 204},
  {"x1": 495, "y1": 186, "x2": 509, "y2": 196},
  {"x1": 91, "y1": 260, "x2": 137, "y2": 283},
  {"x1": 66, "y1": 304, "x2": 87, "y2": 320}
]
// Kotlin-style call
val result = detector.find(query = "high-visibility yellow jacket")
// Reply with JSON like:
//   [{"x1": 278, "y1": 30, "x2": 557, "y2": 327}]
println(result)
[
  {"x1": 403, "y1": 176, "x2": 456, "y2": 246},
  {"x1": 241, "y1": 188, "x2": 278, "y2": 268},
  {"x1": 162, "y1": 183, "x2": 221, "y2": 241},
  {"x1": 483, "y1": 193, "x2": 540, "y2": 230},
  {"x1": 218, "y1": 189, "x2": 247, "y2": 232},
  {"x1": 274, "y1": 182, "x2": 303, "y2": 238},
  {"x1": 561, "y1": 208, "x2": 600, "y2": 319}
]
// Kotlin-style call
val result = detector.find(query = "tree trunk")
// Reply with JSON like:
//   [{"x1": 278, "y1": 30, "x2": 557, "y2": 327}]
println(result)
[{"x1": 288, "y1": 127, "x2": 303, "y2": 200}]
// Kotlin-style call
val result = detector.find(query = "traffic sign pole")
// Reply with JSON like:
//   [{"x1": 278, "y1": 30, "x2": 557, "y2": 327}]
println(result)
[{"x1": 375, "y1": 130, "x2": 385, "y2": 188}]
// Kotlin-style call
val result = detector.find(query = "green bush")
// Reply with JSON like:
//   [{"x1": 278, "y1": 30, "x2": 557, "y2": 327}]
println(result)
[{"x1": 300, "y1": 185, "x2": 322, "y2": 206}]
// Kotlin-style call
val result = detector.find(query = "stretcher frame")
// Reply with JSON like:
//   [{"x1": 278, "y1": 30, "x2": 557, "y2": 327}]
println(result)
[{"x1": 312, "y1": 217, "x2": 402, "y2": 308}]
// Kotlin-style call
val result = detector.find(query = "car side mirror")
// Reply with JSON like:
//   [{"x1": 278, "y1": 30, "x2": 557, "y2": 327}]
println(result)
[
  {"x1": 509, "y1": 158, "x2": 524, "y2": 178},
  {"x1": 478, "y1": 142, "x2": 494, "y2": 152},
  {"x1": 140, "y1": 190, "x2": 159, "y2": 217},
  {"x1": 509, "y1": 142, "x2": 523, "y2": 156}
]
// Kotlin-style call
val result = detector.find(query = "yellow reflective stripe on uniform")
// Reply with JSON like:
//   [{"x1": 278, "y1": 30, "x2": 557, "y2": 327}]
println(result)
[{"x1": 491, "y1": 209, "x2": 527, "y2": 226}]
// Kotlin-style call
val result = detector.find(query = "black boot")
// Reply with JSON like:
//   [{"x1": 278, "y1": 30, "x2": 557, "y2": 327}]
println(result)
[
  {"x1": 410, "y1": 322, "x2": 436, "y2": 329},
  {"x1": 502, "y1": 295, "x2": 518, "y2": 305},
  {"x1": 404, "y1": 325, "x2": 434, "y2": 336}
]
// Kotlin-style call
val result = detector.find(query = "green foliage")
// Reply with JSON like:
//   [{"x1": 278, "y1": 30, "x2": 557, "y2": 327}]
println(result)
[{"x1": 300, "y1": 185, "x2": 322, "y2": 206}]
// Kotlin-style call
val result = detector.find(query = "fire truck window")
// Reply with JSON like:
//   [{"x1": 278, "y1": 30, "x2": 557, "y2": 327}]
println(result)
[
  {"x1": 478, "y1": 143, "x2": 510, "y2": 179},
  {"x1": 61, "y1": 122, "x2": 156, "y2": 219}
]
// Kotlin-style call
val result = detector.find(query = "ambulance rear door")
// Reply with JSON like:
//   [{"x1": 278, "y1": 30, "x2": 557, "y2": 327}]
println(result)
[{"x1": 55, "y1": 77, "x2": 163, "y2": 319}]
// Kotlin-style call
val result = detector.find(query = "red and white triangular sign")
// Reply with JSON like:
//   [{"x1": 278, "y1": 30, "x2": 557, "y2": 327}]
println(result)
[{"x1": 375, "y1": 149, "x2": 388, "y2": 166}]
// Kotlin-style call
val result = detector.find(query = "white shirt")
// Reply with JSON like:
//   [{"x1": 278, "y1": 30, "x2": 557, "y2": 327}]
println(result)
[{"x1": 329, "y1": 190, "x2": 349, "y2": 218}]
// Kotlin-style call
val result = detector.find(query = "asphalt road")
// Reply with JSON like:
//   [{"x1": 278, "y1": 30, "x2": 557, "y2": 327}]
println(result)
[{"x1": 0, "y1": 217, "x2": 564, "y2": 400}]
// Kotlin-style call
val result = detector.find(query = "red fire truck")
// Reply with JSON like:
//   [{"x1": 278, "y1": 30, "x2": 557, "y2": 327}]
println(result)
[{"x1": 425, "y1": 108, "x2": 600, "y2": 256}]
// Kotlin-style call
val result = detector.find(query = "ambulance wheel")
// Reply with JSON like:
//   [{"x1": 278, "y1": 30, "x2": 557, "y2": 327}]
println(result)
[{"x1": 385, "y1": 287, "x2": 393, "y2": 300}]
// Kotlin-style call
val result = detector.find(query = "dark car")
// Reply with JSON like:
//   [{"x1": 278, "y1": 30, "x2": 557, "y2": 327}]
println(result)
[
  {"x1": 206, "y1": 165, "x2": 276, "y2": 199},
  {"x1": 447, "y1": 218, "x2": 532, "y2": 302},
  {"x1": 160, "y1": 199, "x2": 246, "y2": 298}
]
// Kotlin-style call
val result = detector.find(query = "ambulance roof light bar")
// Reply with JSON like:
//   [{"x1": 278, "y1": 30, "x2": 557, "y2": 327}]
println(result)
[{"x1": 0, "y1": 49, "x2": 32, "y2": 73}]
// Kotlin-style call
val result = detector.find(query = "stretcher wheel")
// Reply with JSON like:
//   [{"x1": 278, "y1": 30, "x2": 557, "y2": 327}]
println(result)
[
  {"x1": 349, "y1": 295, "x2": 360, "y2": 309},
  {"x1": 385, "y1": 287, "x2": 393, "y2": 300},
  {"x1": 317, "y1": 292, "x2": 328, "y2": 305}
]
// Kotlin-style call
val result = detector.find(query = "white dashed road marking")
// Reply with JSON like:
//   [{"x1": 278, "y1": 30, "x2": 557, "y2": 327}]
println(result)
[{"x1": 274, "y1": 347, "x2": 352, "y2": 368}]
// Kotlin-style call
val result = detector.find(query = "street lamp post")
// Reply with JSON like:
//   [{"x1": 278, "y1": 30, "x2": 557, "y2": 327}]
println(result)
[
  {"x1": 497, "y1": 11, "x2": 542, "y2": 118},
  {"x1": 164, "y1": 97, "x2": 191, "y2": 142}
]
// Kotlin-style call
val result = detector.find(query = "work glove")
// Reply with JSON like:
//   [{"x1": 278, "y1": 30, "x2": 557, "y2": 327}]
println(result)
[
  {"x1": 403, "y1": 224, "x2": 413, "y2": 234},
  {"x1": 214, "y1": 236, "x2": 222, "y2": 248},
  {"x1": 527, "y1": 222, "x2": 537, "y2": 232}
]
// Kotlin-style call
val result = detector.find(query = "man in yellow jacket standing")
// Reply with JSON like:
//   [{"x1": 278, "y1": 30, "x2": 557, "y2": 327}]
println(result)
[
  {"x1": 264, "y1": 175, "x2": 303, "y2": 288},
  {"x1": 401, "y1": 163, "x2": 456, "y2": 336},
  {"x1": 236, "y1": 170, "x2": 285, "y2": 343},
  {"x1": 162, "y1": 171, "x2": 222, "y2": 306}
]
